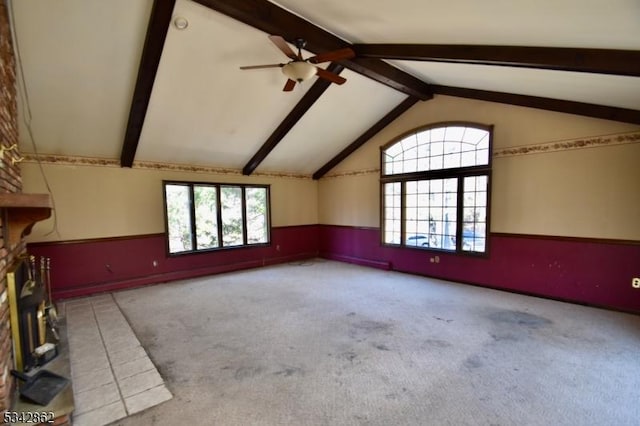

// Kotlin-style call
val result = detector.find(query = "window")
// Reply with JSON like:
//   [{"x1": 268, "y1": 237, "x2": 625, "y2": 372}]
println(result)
[
  {"x1": 164, "y1": 181, "x2": 270, "y2": 254},
  {"x1": 381, "y1": 123, "x2": 492, "y2": 254}
]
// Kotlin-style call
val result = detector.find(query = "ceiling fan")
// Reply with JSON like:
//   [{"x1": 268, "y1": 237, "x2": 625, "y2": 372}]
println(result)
[{"x1": 240, "y1": 35, "x2": 355, "y2": 91}]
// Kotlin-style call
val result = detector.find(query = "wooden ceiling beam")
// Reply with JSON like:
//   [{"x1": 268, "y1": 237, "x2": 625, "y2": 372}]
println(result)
[
  {"x1": 313, "y1": 96, "x2": 420, "y2": 180},
  {"x1": 120, "y1": 0, "x2": 175, "y2": 167},
  {"x1": 353, "y1": 44, "x2": 640, "y2": 77},
  {"x1": 432, "y1": 85, "x2": 640, "y2": 125},
  {"x1": 192, "y1": 0, "x2": 433, "y2": 100},
  {"x1": 242, "y1": 64, "x2": 345, "y2": 176}
]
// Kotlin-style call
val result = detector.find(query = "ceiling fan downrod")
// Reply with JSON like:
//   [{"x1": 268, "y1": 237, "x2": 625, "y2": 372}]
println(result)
[{"x1": 293, "y1": 38, "x2": 307, "y2": 59}]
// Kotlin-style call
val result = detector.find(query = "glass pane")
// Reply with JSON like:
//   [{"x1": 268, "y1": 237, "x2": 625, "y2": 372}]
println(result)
[
  {"x1": 432, "y1": 192, "x2": 443, "y2": 207},
  {"x1": 417, "y1": 143, "x2": 430, "y2": 157},
  {"x1": 385, "y1": 143, "x2": 402, "y2": 158},
  {"x1": 444, "y1": 179, "x2": 457, "y2": 203},
  {"x1": 417, "y1": 157, "x2": 429, "y2": 170},
  {"x1": 405, "y1": 146, "x2": 418, "y2": 161},
  {"x1": 429, "y1": 179, "x2": 443, "y2": 193},
  {"x1": 443, "y1": 153, "x2": 460, "y2": 169},
  {"x1": 464, "y1": 191, "x2": 476, "y2": 206},
  {"x1": 476, "y1": 207, "x2": 486, "y2": 222},
  {"x1": 401, "y1": 134, "x2": 417, "y2": 151},
  {"x1": 165, "y1": 184, "x2": 193, "y2": 253},
  {"x1": 444, "y1": 178, "x2": 457, "y2": 192},
  {"x1": 444, "y1": 141, "x2": 461, "y2": 154},
  {"x1": 462, "y1": 127, "x2": 488, "y2": 145},
  {"x1": 404, "y1": 158, "x2": 417, "y2": 173},
  {"x1": 392, "y1": 161, "x2": 403, "y2": 174},
  {"x1": 385, "y1": 229, "x2": 400, "y2": 245},
  {"x1": 461, "y1": 151, "x2": 476, "y2": 167},
  {"x1": 445, "y1": 126, "x2": 466, "y2": 142},
  {"x1": 246, "y1": 187, "x2": 268, "y2": 244},
  {"x1": 462, "y1": 175, "x2": 489, "y2": 253},
  {"x1": 383, "y1": 183, "x2": 401, "y2": 244},
  {"x1": 416, "y1": 219, "x2": 430, "y2": 234},
  {"x1": 477, "y1": 135, "x2": 489, "y2": 149},
  {"x1": 465, "y1": 176, "x2": 476, "y2": 191},
  {"x1": 444, "y1": 207, "x2": 457, "y2": 221},
  {"x1": 430, "y1": 155, "x2": 443, "y2": 170},
  {"x1": 385, "y1": 161, "x2": 394, "y2": 175},
  {"x1": 221, "y1": 186, "x2": 244, "y2": 247},
  {"x1": 460, "y1": 142, "x2": 475, "y2": 153},
  {"x1": 463, "y1": 207, "x2": 476, "y2": 222},
  {"x1": 477, "y1": 149, "x2": 489, "y2": 165},
  {"x1": 406, "y1": 193, "x2": 417, "y2": 208},
  {"x1": 431, "y1": 141, "x2": 443, "y2": 156},
  {"x1": 476, "y1": 191, "x2": 487, "y2": 207},
  {"x1": 194, "y1": 186, "x2": 219, "y2": 250},
  {"x1": 406, "y1": 206, "x2": 417, "y2": 220},
  {"x1": 430, "y1": 127, "x2": 446, "y2": 142}
]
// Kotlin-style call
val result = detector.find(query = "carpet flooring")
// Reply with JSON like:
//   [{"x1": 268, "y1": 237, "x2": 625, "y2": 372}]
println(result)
[{"x1": 108, "y1": 259, "x2": 640, "y2": 425}]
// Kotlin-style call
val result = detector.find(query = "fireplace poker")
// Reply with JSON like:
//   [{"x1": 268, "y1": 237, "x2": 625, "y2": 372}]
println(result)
[{"x1": 45, "y1": 258, "x2": 59, "y2": 327}]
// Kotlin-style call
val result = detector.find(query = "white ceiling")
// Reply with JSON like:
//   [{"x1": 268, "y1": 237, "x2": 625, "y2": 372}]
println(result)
[
  {"x1": 12, "y1": 0, "x2": 152, "y2": 158},
  {"x1": 11, "y1": 0, "x2": 640, "y2": 176},
  {"x1": 274, "y1": 0, "x2": 640, "y2": 49}
]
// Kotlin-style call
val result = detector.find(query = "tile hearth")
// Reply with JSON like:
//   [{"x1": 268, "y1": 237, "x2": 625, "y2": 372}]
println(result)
[{"x1": 65, "y1": 294, "x2": 172, "y2": 425}]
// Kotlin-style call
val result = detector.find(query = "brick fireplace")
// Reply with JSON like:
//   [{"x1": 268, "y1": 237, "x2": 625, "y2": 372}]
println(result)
[{"x1": 0, "y1": 0, "x2": 21, "y2": 411}]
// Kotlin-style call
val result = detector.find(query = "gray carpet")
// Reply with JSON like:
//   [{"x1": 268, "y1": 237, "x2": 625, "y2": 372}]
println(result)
[{"x1": 110, "y1": 259, "x2": 640, "y2": 425}]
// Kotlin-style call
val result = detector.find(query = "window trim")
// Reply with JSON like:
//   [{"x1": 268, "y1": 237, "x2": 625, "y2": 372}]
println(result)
[
  {"x1": 379, "y1": 122, "x2": 493, "y2": 256},
  {"x1": 162, "y1": 180, "x2": 271, "y2": 256}
]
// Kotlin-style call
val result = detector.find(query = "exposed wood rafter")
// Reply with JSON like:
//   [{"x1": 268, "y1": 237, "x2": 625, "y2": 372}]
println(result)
[
  {"x1": 123, "y1": 0, "x2": 639, "y2": 174},
  {"x1": 243, "y1": 64, "x2": 345, "y2": 175},
  {"x1": 432, "y1": 86, "x2": 640, "y2": 125},
  {"x1": 192, "y1": 0, "x2": 433, "y2": 100},
  {"x1": 120, "y1": 0, "x2": 175, "y2": 167},
  {"x1": 313, "y1": 96, "x2": 420, "y2": 180},
  {"x1": 353, "y1": 44, "x2": 640, "y2": 77}
]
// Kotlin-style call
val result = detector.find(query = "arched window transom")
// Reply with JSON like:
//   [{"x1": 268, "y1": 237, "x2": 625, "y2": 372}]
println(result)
[{"x1": 383, "y1": 124, "x2": 490, "y2": 175}]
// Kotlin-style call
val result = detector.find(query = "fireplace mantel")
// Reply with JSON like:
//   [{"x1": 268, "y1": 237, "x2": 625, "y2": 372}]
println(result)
[{"x1": 0, "y1": 193, "x2": 52, "y2": 246}]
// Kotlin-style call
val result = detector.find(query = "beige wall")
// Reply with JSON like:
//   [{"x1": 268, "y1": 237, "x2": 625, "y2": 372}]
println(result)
[
  {"x1": 21, "y1": 163, "x2": 318, "y2": 242},
  {"x1": 319, "y1": 95, "x2": 640, "y2": 240}
]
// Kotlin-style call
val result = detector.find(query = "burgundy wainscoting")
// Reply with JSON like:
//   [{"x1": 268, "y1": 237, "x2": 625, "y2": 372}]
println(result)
[
  {"x1": 27, "y1": 225, "x2": 319, "y2": 300},
  {"x1": 319, "y1": 225, "x2": 640, "y2": 313}
]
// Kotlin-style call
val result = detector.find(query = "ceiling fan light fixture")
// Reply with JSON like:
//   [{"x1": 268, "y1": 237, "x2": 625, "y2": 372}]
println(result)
[{"x1": 281, "y1": 61, "x2": 316, "y2": 82}]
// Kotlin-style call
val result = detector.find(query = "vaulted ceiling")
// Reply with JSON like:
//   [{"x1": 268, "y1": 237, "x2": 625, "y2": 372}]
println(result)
[{"x1": 11, "y1": 0, "x2": 640, "y2": 178}]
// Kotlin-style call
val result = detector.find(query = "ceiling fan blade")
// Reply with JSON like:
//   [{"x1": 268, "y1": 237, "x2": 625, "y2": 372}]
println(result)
[
  {"x1": 283, "y1": 79, "x2": 296, "y2": 91},
  {"x1": 315, "y1": 67, "x2": 347, "y2": 85},
  {"x1": 240, "y1": 64, "x2": 284, "y2": 70},
  {"x1": 309, "y1": 47, "x2": 355, "y2": 64},
  {"x1": 269, "y1": 35, "x2": 298, "y2": 60}
]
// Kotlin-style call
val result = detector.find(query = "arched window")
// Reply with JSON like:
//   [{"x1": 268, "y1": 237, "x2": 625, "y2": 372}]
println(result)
[{"x1": 381, "y1": 122, "x2": 492, "y2": 254}]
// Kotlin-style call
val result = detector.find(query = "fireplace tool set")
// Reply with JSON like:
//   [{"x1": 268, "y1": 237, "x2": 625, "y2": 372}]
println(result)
[
  {"x1": 7, "y1": 255, "x2": 60, "y2": 372},
  {"x1": 6, "y1": 255, "x2": 70, "y2": 405}
]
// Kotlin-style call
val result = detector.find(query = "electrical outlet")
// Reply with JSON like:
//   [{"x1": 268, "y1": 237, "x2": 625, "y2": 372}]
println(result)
[
  {"x1": 276, "y1": 245, "x2": 281, "y2": 251},
  {"x1": 633, "y1": 277, "x2": 640, "y2": 289},
  {"x1": 153, "y1": 260, "x2": 158, "y2": 267}
]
